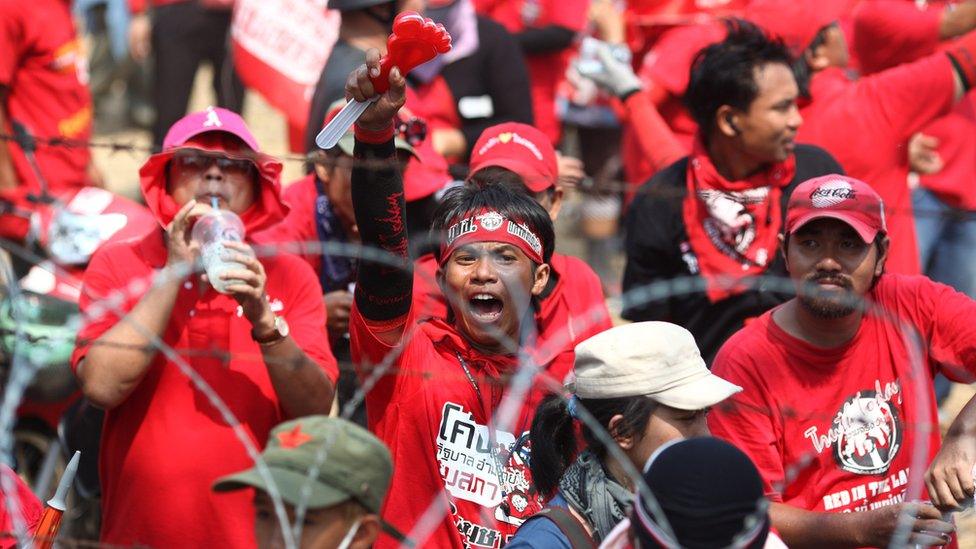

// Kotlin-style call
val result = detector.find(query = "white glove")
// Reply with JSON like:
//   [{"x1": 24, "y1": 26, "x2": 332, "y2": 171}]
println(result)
[{"x1": 576, "y1": 41, "x2": 642, "y2": 99}]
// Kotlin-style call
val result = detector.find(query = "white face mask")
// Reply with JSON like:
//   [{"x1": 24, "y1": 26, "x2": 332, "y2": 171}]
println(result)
[{"x1": 336, "y1": 517, "x2": 362, "y2": 549}]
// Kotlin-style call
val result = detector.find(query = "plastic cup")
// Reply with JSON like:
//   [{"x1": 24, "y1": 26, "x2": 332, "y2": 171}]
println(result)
[{"x1": 191, "y1": 209, "x2": 248, "y2": 294}]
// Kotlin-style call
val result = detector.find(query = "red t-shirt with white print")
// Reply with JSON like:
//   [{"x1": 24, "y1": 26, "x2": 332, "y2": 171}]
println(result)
[
  {"x1": 350, "y1": 303, "x2": 545, "y2": 549},
  {"x1": 709, "y1": 274, "x2": 976, "y2": 515},
  {"x1": 71, "y1": 230, "x2": 338, "y2": 548}
]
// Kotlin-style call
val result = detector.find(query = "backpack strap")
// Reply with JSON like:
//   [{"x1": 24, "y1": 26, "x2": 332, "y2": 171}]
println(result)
[{"x1": 525, "y1": 507, "x2": 598, "y2": 549}]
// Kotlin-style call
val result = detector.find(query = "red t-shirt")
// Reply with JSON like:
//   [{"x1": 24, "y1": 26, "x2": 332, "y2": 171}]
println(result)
[
  {"x1": 412, "y1": 252, "x2": 612, "y2": 405},
  {"x1": 796, "y1": 55, "x2": 956, "y2": 275},
  {"x1": 475, "y1": 0, "x2": 589, "y2": 144},
  {"x1": 0, "y1": 465, "x2": 42, "y2": 549},
  {"x1": 852, "y1": 0, "x2": 942, "y2": 75},
  {"x1": 709, "y1": 274, "x2": 976, "y2": 516},
  {"x1": 351, "y1": 304, "x2": 546, "y2": 548},
  {"x1": 849, "y1": 1, "x2": 976, "y2": 210},
  {"x1": 0, "y1": 0, "x2": 91, "y2": 193},
  {"x1": 71, "y1": 230, "x2": 338, "y2": 548}
]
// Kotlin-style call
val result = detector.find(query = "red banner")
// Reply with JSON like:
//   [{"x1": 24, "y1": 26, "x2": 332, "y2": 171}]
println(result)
[{"x1": 231, "y1": 0, "x2": 340, "y2": 150}]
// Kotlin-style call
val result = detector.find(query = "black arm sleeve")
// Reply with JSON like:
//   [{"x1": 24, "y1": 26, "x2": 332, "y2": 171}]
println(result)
[
  {"x1": 351, "y1": 139, "x2": 413, "y2": 321},
  {"x1": 516, "y1": 25, "x2": 577, "y2": 54}
]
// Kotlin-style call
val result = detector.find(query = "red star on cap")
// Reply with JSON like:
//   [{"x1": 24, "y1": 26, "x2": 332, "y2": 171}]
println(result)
[{"x1": 277, "y1": 424, "x2": 312, "y2": 449}]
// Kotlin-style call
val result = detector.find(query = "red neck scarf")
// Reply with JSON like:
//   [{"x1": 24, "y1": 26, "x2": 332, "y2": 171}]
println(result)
[{"x1": 682, "y1": 138, "x2": 795, "y2": 302}]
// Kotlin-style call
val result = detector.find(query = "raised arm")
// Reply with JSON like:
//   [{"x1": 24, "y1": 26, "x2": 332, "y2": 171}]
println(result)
[{"x1": 347, "y1": 51, "x2": 413, "y2": 344}]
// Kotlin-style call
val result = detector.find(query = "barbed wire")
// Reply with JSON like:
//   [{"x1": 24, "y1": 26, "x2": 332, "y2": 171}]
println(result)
[
  {"x1": 4, "y1": 131, "x2": 970, "y2": 210},
  {"x1": 1, "y1": 230, "x2": 967, "y2": 548}
]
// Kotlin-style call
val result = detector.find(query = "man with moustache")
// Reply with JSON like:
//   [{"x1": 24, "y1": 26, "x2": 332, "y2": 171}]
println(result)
[{"x1": 709, "y1": 174, "x2": 976, "y2": 547}]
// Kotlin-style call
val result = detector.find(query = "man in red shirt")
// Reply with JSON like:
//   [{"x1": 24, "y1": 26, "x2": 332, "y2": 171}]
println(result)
[
  {"x1": 71, "y1": 107, "x2": 338, "y2": 547},
  {"x1": 413, "y1": 121, "x2": 613, "y2": 415},
  {"x1": 0, "y1": 0, "x2": 97, "y2": 241},
  {"x1": 748, "y1": 0, "x2": 976, "y2": 276},
  {"x1": 345, "y1": 54, "x2": 557, "y2": 547},
  {"x1": 709, "y1": 174, "x2": 976, "y2": 547}
]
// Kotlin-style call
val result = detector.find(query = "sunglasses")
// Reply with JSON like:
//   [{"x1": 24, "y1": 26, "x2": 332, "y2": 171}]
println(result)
[{"x1": 174, "y1": 151, "x2": 254, "y2": 174}]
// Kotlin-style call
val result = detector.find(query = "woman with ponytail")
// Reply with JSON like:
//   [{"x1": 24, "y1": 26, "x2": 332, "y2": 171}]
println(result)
[{"x1": 507, "y1": 322, "x2": 743, "y2": 548}]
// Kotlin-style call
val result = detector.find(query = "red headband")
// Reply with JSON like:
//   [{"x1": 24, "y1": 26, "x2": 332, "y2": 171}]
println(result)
[{"x1": 439, "y1": 209, "x2": 544, "y2": 265}]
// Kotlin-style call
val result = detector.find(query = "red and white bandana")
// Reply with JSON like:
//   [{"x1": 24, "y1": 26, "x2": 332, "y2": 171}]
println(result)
[{"x1": 439, "y1": 209, "x2": 544, "y2": 265}]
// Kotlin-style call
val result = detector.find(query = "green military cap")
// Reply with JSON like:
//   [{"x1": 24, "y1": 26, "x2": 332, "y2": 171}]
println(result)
[{"x1": 213, "y1": 416, "x2": 398, "y2": 529}]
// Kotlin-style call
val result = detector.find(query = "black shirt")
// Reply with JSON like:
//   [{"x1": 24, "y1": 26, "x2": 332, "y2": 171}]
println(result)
[{"x1": 621, "y1": 144, "x2": 844, "y2": 364}]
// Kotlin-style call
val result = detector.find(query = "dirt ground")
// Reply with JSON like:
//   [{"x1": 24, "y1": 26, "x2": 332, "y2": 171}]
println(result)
[{"x1": 91, "y1": 66, "x2": 976, "y2": 547}]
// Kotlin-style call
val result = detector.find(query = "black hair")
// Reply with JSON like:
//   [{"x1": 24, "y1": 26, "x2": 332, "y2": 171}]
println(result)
[
  {"x1": 430, "y1": 182, "x2": 555, "y2": 264},
  {"x1": 685, "y1": 18, "x2": 794, "y2": 138},
  {"x1": 529, "y1": 394, "x2": 658, "y2": 498},
  {"x1": 467, "y1": 166, "x2": 558, "y2": 206}
]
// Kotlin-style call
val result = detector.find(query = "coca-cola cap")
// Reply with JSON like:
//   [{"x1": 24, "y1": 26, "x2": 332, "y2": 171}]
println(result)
[{"x1": 786, "y1": 174, "x2": 886, "y2": 243}]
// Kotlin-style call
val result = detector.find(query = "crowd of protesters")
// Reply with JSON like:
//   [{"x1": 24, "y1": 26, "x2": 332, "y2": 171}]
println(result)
[{"x1": 10, "y1": 0, "x2": 976, "y2": 548}]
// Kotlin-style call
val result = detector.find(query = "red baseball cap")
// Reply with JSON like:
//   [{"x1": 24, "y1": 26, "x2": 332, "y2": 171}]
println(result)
[
  {"x1": 786, "y1": 174, "x2": 886, "y2": 243},
  {"x1": 746, "y1": 0, "x2": 854, "y2": 55},
  {"x1": 468, "y1": 123, "x2": 558, "y2": 192},
  {"x1": 162, "y1": 106, "x2": 260, "y2": 152}
]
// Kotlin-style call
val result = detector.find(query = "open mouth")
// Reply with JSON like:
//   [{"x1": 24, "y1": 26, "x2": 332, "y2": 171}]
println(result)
[{"x1": 468, "y1": 293, "x2": 504, "y2": 323}]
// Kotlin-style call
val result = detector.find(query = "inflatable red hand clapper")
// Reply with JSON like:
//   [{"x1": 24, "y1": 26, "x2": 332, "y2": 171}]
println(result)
[{"x1": 316, "y1": 12, "x2": 452, "y2": 149}]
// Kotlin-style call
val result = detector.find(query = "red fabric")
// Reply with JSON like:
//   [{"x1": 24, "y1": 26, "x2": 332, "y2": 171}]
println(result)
[
  {"x1": 350, "y1": 305, "x2": 543, "y2": 548},
  {"x1": 682, "y1": 139, "x2": 795, "y2": 302},
  {"x1": 128, "y1": 0, "x2": 190, "y2": 15},
  {"x1": 744, "y1": 0, "x2": 855, "y2": 55},
  {"x1": 850, "y1": 1, "x2": 976, "y2": 211},
  {"x1": 0, "y1": 465, "x2": 42, "y2": 548},
  {"x1": 71, "y1": 156, "x2": 337, "y2": 547},
  {"x1": 619, "y1": 89, "x2": 687, "y2": 206},
  {"x1": 709, "y1": 275, "x2": 976, "y2": 519},
  {"x1": 852, "y1": 0, "x2": 942, "y2": 75},
  {"x1": 231, "y1": 1, "x2": 339, "y2": 141},
  {"x1": 260, "y1": 174, "x2": 322, "y2": 275},
  {"x1": 917, "y1": 97, "x2": 976, "y2": 210},
  {"x1": 71, "y1": 231, "x2": 337, "y2": 548},
  {"x1": 474, "y1": 0, "x2": 590, "y2": 144},
  {"x1": 796, "y1": 56, "x2": 957, "y2": 275},
  {"x1": 0, "y1": 0, "x2": 91, "y2": 195},
  {"x1": 623, "y1": 21, "x2": 725, "y2": 187}
]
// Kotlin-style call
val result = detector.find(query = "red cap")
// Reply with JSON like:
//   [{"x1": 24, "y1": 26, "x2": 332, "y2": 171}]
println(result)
[
  {"x1": 746, "y1": 0, "x2": 853, "y2": 54},
  {"x1": 468, "y1": 123, "x2": 558, "y2": 192},
  {"x1": 786, "y1": 174, "x2": 886, "y2": 243}
]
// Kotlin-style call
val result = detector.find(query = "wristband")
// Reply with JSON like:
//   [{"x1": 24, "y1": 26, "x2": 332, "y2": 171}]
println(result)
[
  {"x1": 947, "y1": 29, "x2": 976, "y2": 91},
  {"x1": 354, "y1": 122, "x2": 395, "y2": 144}
]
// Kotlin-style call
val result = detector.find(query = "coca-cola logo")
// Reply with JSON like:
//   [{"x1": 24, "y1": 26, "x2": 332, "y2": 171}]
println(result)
[{"x1": 810, "y1": 181, "x2": 856, "y2": 208}]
